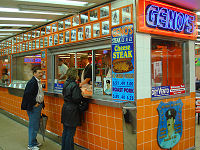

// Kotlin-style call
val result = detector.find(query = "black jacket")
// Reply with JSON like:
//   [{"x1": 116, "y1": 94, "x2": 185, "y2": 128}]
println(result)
[
  {"x1": 61, "y1": 79, "x2": 83, "y2": 127},
  {"x1": 21, "y1": 76, "x2": 44, "y2": 111}
]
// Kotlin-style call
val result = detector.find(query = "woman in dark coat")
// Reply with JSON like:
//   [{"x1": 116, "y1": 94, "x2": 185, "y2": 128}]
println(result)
[{"x1": 61, "y1": 68, "x2": 83, "y2": 150}]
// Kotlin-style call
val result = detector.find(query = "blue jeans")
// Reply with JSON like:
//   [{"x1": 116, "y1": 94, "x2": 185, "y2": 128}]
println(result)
[
  {"x1": 27, "y1": 104, "x2": 42, "y2": 147},
  {"x1": 61, "y1": 125, "x2": 76, "y2": 150}
]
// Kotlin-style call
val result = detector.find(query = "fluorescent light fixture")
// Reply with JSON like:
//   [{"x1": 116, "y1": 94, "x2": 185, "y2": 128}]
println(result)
[
  {"x1": 0, "y1": 17, "x2": 49, "y2": 22},
  {"x1": 16, "y1": 0, "x2": 89, "y2": 7},
  {"x1": 0, "y1": 29, "x2": 24, "y2": 31},
  {"x1": 196, "y1": 43, "x2": 200, "y2": 45},
  {"x1": 0, "y1": 7, "x2": 66, "y2": 15},
  {"x1": 0, "y1": 33, "x2": 13, "y2": 35},
  {"x1": 0, "y1": 24, "x2": 33, "y2": 27}
]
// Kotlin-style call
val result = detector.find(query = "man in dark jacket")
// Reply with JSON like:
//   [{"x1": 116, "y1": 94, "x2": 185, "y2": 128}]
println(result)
[{"x1": 21, "y1": 66, "x2": 44, "y2": 150}]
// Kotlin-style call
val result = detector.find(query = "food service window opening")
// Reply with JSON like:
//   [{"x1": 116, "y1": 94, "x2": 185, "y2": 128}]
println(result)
[{"x1": 151, "y1": 38, "x2": 189, "y2": 99}]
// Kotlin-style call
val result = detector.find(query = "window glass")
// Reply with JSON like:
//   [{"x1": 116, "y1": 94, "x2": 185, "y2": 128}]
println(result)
[
  {"x1": 102, "y1": 20, "x2": 109, "y2": 35},
  {"x1": 44, "y1": 37, "x2": 48, "y2": 47},
  {"x1": 112, "y1": 9, "x2": 120, "y2": 26},
  {"x1": 36, "y1": 29, "x2": 40, "y2": 38},
  {"x1": 78, "y1": 27, "x2": 83, "y2": 41},
  {"x1": 122, "y1": 6, "x2": 131, "y2": 23},
  {"x1": 52, "y1": 23, "x2": 58, "y2": 33},
  {"x1": 36, "y1": 39, "x2": 40, "y2": 49},
  {"x1": 40, "y1": 38, "x2": 44, "y2": 48},
  {"x1": 65, "y1": 31, "x2": 70, "y2": 43},
  {"x1": 41, "y1": 27, "x2": 45, "y2": 36},
  {"x1": 71, "y1": 29, "x2": 77, "y2": 42},
  {"x1": 59, "y1": 32, "x2": 64, "y2": 44},
  {"x1": 65, "y1": 18, "x2": 71, "y2": 29},
  {"x1": 90, "y1": 9, "x2": 98, "y2": 21},
  {"x1": 49, "y1": 35, "x2": 53, "y2": 46},
  {"x1": 46, "y1": 25, "x2": 51, "y2": 35},
  {"x1": 58, "y1": 20, "x2": 64, "y2": 31},
  {"x1": 151, "y1": 39, "x2": 187, "y2": 98},
  {"x1": 54, "y1": 34, "x2": 58, "y2": 45},
  {"x1": 72, "y1": 15, "x2": 79, "y2": 26},
  {"x1": 94, "y1": 50, "x2": 111, "y2": 96},
  {"x1": 85, "y1": 25, "x2": 91, "y2": 39}
]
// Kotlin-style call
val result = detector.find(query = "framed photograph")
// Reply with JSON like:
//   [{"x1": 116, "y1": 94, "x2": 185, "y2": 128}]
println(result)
[
  {"x1": 40, "y1": 38, "x2": 44, "y2": 48},
  {"x1": 23, "y1": 33, "x2": 27, "y2": 41},
  {"x1": 42, "y1": 71, "x2": 46, "y2": 79},
  {"x1": 36, "y1": 29, "x2": 40, "y2": 37},
  {"x1": 85, "y1": 25, "x2": 91, "y2": 39},
  {"x1": 29, "y1": 41, "x2": 32, "y2": 50},
  {"x1": 54, "y1": 34, "x2": 58, "y2": 45},
  {"x1": 100, "y1": 5, "x2": 109, "y2": 18},
  {"x1": 112, "y1": 9, "x2": 120, "y2": 26},
  {"x1": 36, "y1": 39, "x2": 39, "y2": 49},
  {"x1": 14, "y1": 45, "x2": 16, "y2": 53},
  {"x1": 41, "y1": 51, "x2": 46, "y2": 59},
  {"x1": 32, "y1": 31, "x2": 35, "y2": 39},
  {"x1": 122, "y1": 6, "x2": 131, "y2": 23},
  {"x1": 52, "y1": 22, "x2": 58, "y2": 33},
  {"x1": 59, "y1": 32, "x2": 64, "y2": 44},
  {"x1": 32, "y1": 40, "x2": 36, "y2": 49},
  {"x1": 22, "y1": 43, "x2": 25, "y2": 51},
  {"x1": 19, "y1": 43, "x2": 22, "y2": 52},
  {"x1": 65, "y1": 18, "x2": 71, "y2": 29},
  {"x1": 58, "y1": 20, "x2": 64, "y2": 31},
  {"x1": 41, "y1": 27, "x2": 45, "y2": 36},
  {"x1": 26, "y1": 41, "x2": 29, "y2": 51},
  {"x1": 65, "y1": 31, "x2": 70, "y2": 43},
  {"x1": 90, "y1": 9, "x2": 98, "y2": 21},
  {"x1": 49, "y1": 35, "x2": 53, "y2": 46},
  {"x1": 20, "y1": 34, "x2": 23, "y2": 42},
  {"x1": 71, "y1": 29, "x2": 76, "y2": 42},
  {"x1": 44, "y1": 37, "x2": 48, "y2": 47},
  {"x1": 81, "y1": 13, "x2": 88, "y2": 24},
  {"x1": 102, "y1": 20, "x2": 110, "y2": 35},
  {"x1": 28, "y1": 32, "x2": 31, "y2": 40},
  {"x1": 72, "y1": 15, "x2": 79, "y2": 26},
  {"x1": 93, "y1": 23, "x2": 100, "y2": 38},
  {"x1": 78, "y1": 27, "x2": 83, "y2": 41},
  {"x1": 41, "y1": 60, "x2": 46, "y2": 69},
  {"x1": 46, "y1": 25, "x2": 51, "y2": 35}
]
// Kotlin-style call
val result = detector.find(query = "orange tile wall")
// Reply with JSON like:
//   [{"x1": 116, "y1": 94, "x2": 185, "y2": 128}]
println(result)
[
  {"x1": 137, "y1": 93, "x2": 196, "y2": 150},
  {"x1": 0, "y1": 87, "x2": 124, "y2": 150}
]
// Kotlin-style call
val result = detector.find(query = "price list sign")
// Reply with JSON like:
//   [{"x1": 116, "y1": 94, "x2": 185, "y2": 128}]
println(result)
[{"x1": 111, "y1": 24, "x2": 134, "y2": 101}]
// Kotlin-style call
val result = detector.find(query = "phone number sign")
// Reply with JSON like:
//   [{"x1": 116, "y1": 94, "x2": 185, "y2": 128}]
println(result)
[{"x1": 111, "y1": 24, "x2": 135, "y2": 101}]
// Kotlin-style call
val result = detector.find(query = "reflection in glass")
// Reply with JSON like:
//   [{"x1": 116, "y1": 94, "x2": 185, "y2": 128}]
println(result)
[
  {"x1": 73, "y1": 15, "x2": 79, "y2": 26},
  {"x1": 85, "y1": 26, "x2": 91, "y2": 39},
  {"x1": 93, "y1": 23, "x2": 100, "y2": 38},
  {"x1": 100, "y1": 6, "x2": 109, "y2": 18},
  {"x1": 71, "y1": 29, "x2": 76, "y2": 42},
  {"x1": 65, "y1": 31, "x2": 70, "y2": 43},
  {"x1": 102, "y1": 20, "x2": 109, "y2": 35},
  {"x1": 90, "y1": 9, "x2": 98, "y2": 21},
  {"x1": 122, "y1": 6, "x2": 131, "y2": 23},
  {"x1": 78, "y1": 27, "x2": 83, "y2": 41},
  {"x1": 81, "y1": 13, "x2": 88, "y2": 24},
  {"x1": 112, "y1": 10, "x2": 120, "y2": 26}
]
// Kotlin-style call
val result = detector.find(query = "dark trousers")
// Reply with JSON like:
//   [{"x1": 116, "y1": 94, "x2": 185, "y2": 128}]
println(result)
[{"x1": 61, "y1": 125, "x2": 76, "y2": 150}]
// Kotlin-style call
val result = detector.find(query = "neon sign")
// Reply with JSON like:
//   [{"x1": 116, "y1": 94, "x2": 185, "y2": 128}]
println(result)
[{"x1": 146, "y1": 5, "x2": 195, "y2": 34}]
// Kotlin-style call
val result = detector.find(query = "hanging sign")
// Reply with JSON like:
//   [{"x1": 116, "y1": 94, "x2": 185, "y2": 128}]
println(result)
[
  {"x1": 111, "y1": 24, "x2": 134, "y2": 101},
  {"x1": 157, "y1": 99, "x2": 183, "y2": 149}
]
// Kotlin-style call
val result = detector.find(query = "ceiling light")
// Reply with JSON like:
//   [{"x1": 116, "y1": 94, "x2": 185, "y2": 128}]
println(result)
[
  {"x1": 196, "y1": 43, "x2": 200, "y2": 45},
  {"x1": 0, "y1": 17, "x2": 50, "y2": 22},
  {"x1": 0, "y1": 24, "x2": 33, "y2": 27},
  {"x1": 0, "y1": 33, "x2": 13, "y2": 35},
  {"x1": 16, "y1": 0, "x2": 90, "y2": 7},
  {"x1": 0, "y1": 29, "x2": 24, "y2": 31},
  {"x1": 0, "y1": 7, "x2": 66, "y2": 15}
]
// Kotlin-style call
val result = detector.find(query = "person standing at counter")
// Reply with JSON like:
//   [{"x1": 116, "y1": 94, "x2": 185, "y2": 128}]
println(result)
[
  {"x1": 21, "y1": 66, "x2": 44, "y2": 150},
  {"x1": 79, "y1": 55, "x2": 92, "y2": 88},
  {"x1": 61, "y1": 68, "x2": 83, "y2": 150},
  {"x1": 58, "y1": 58, "x2": 68, "y2": 80}
]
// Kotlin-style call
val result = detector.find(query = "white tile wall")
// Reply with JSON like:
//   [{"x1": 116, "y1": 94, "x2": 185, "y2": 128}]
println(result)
[
  {"x1": 189, "y1": 40, "x2": 195, "y2": 93},
  {"x1": 136, "y1": 33, "x2": 151, "y2": 99}
]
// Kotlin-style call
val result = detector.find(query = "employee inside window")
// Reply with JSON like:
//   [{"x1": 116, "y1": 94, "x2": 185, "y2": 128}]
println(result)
[
  {"x1": 79, "y1": 55, "x2": 92, "y2": 88},
  {"x1": 58, "y1": 58, "x2": 68, "y2": 80}
]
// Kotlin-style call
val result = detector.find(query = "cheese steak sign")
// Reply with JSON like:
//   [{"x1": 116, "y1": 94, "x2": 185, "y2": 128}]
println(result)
[{"x1": 137, "y1": 0, "x2": 197, "y2": 40}]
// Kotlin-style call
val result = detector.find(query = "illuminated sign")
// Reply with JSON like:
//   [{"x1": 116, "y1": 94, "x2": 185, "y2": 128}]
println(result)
[
  {"x1": 146, "y1": 5, "x2": 195, "y2": 34},
  {"x1": 137, "y1": 0, "x2": 197, "y2": 40}
]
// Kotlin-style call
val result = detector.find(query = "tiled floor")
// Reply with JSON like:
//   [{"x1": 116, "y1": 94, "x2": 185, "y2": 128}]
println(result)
[{"x1": 0, "y1": 113, "x2": 61, "y2": 150}]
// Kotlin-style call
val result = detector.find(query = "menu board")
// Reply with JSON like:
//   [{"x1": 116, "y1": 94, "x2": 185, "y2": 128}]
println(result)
[{"x1": 111, "y1": 24, "x2": 134, "y2": 101}]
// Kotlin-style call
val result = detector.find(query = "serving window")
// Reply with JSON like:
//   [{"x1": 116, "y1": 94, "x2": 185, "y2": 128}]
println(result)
[
  {"x1": 54, "y1": 49, "x2": 112, "y2": 96},
  {"x1": 151, "y1": 38, "x2": 189, "y2": 98}
]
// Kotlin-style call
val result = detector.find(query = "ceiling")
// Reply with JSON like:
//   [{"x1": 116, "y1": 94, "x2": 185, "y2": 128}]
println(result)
[{"x1": 0, "y1": 0, "x2": 112, "y2": 41}]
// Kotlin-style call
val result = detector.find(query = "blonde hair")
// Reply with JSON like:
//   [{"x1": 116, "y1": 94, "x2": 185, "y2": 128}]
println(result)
[{"x1": 66, "y1": 68, "x2": 78, "y2": 80}]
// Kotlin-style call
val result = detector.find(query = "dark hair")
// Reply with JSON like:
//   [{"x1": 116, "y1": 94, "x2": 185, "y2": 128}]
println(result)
[
  {"x1": 66, "y1": 68, "x2": 78, "y2": 80},
  {"x1": 58, "y1": 58, "x2": 63, "y2": 62},
  {"x1": 32, "y1": 66, "x2": 41, "y2": 74},
  {"x1": 165, "y1": 109, "x2": 176, "y2": 120},
  {"x1": 106, "y1": 80, "x2": 110, "y2": 84}
]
